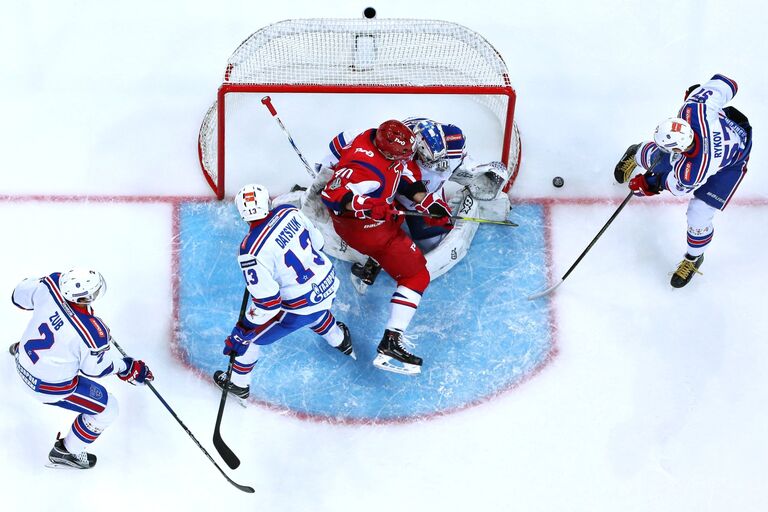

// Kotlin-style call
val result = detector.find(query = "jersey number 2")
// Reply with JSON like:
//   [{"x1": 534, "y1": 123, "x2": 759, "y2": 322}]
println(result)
[
  {"x1": 24, "y1": 322, "x2": 55, "y2": 364},
  {"x1": 283, "y1": 230, "x2": 325, "y2": 284}
]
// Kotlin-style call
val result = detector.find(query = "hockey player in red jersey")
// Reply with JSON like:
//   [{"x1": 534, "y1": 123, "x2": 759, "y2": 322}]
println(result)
[{"x1": 321, "y1": 120, "x2": 429, "y2": 375}]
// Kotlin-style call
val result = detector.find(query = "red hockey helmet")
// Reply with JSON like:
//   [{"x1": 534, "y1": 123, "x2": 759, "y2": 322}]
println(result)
[{"x1": 374, "y1": 120, "x2": 415, "y2": 160}]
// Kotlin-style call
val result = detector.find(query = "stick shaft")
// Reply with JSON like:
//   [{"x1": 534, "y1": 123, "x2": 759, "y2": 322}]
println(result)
[
  {"x1": 527, "y1": 191, "x2": 633, "y2": 300},
  {"x1": 109, "y1": 338, "x2": 255, "y2": 493},
  {"x1": 212, "y1": 288, "x2": 250, "y2": 469},
  {"x1": 261, "y1": 96, "x2": 317, "y2": 178}
]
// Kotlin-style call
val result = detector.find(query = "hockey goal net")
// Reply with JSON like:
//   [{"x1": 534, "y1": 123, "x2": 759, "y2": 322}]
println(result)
[{"x1": 198, "y1": 18, "x2": 521, "y2": 199}]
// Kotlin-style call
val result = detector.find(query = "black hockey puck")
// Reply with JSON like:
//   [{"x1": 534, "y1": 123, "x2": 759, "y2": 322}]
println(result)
[
  {"x1": 363, "y1": 7, "x2": 377, "y2": 18},
  {"x1": 552, "y1": 176, "x2": 564, "y2": 188}
]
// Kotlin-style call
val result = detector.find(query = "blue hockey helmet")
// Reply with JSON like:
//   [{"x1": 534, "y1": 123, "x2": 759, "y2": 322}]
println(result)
[{"x1": 412, "y1": 120, "x2": 447, "y2": 165}]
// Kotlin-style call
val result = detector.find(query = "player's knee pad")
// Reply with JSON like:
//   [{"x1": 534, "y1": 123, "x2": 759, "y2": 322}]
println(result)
[
  {"x1": 87, "y1": 392, "x2": 119, "y2": 431},
  {"x1": 397, "y1": 267, "x2": 430, "y2": 293},
  {"x1": 686, "y1": 198, "x2": 716, "y2": 232}
]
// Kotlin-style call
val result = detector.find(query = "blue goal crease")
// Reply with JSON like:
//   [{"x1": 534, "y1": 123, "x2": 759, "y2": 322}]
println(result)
[{"x1": 177, "y1": 201, "x2": 552, "y2": 421}]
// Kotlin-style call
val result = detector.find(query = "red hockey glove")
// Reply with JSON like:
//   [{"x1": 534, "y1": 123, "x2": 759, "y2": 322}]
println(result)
[
  {"x1": 118, "y1": 357, "x2": 154, "y2": 385},
  {"x1": 628, "y1": 172, "x2": 663, "y2": 197},
  {"x1": 415, "y1": 193, "x2": 452, "y2": 227},
  {"x1": 424, "y1": 215, "x2": 453, "y2": 228},
  {"x1": 350, "y1": 195, "x2": 397, "y2": 220},
  {"x1": 415, "y1": 192, "x2": 451, "y2": 218}
]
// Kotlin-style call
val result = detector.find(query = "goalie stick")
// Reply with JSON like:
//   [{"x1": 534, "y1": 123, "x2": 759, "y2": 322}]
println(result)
[
  {"x1": 109, "y1": 338, "x2": 254, "y2": 493},
  {"x1": 400, "y1": 209, "x2": 518, "y2": 227},
  {"x1": 527, "y1": 190, "x2": 633, "y2": 300},
  {"x1": 213, "y1": 288, "x2": 250, "y2": 469},
  {"x1": 261, "y1": 96, "x2": 317, "y2": 179}
]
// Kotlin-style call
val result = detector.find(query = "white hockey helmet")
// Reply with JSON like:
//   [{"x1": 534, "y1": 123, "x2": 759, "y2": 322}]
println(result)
[
  {"x1": 653, "y1": 117, "x2": 694, "y2": 153},
  {"x1": 235, "y1": 183, "x2": 271, "y2": 222},
  {"x1": 59, "y1": 268, "x2": 106, "y2": 304},
  {"x1": 412, "y1": 120, "x2": 447, "y2": 164}
]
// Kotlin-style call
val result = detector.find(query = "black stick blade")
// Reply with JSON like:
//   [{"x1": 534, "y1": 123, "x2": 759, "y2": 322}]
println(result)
[{"x1": 213, "y1": 426, "x2": 241, "y2": 469}]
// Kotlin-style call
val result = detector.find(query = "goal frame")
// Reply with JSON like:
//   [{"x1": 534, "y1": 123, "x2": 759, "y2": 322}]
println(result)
[{"x1": 198, "y1": 19, "x2": 521, "y2": 200}]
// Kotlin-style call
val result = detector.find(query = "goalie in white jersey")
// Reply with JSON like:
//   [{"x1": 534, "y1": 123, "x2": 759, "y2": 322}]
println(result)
[
  {"x1": 213, "y1": 184, "x2": 355, "y2": 399},
  {"x1": 9, "y1": 269, "x2": 153, "y2": 469}
]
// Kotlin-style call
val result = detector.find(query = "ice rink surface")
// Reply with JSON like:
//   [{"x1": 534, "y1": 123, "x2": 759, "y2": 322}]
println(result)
[{"x1": 2, "y1": 1, "x2": 767, "y2": 511}]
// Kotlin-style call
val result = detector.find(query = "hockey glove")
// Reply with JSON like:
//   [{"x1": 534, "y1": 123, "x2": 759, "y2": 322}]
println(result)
[
  {"x1": 614, "y1": 143, "x2": 640, "y2": 184},
  {"x1": 684, "y1": 83, "x2": 701, "y2": 100},
  {"x1": 416, "y1": 192, "x2": 451, "y2": 218},
  {"x1": 628, "y1": 171, "x2": 663, "y2": 197},
  {"x1": 223, "y1": 322, "x2": 257, "y2": 356},
  {"x1": 118, "y1": 358, "x2": 154, "y2": 385},
  {"x1": 350, "y1": 195, "x2": 397, "y2": 220}
]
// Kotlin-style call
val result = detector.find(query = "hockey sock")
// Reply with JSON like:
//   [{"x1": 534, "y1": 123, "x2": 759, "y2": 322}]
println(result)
[
  {"x1": 386, "y1": 286, "x2": 423, "y2": 332},
  {"x1": 685, "y1": 225, "x2": 713, "y2": 258},
  {"x1": 310, "y1": 311, "x2": 343, "y2": 347},
  {"x1": 231, "y1": 345, "x2": 260, "y2": 388},
  {"x1": 63, "y1": 414, "x2": 105, "y2": 455},
  {"x1": 686, "y1": 199, "x2": 715, "y2": 258}
]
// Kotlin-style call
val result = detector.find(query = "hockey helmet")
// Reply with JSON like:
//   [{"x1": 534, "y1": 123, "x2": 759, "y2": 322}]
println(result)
[
  {"x1": 374, "y1": 120, "x2": 415, "y2": 160},
  {"x1": 653, "y1": 117, "x2": 694, "y2": 153},
  {"x1": 235, "y1": 183, "x2": 271, "y2": 222},
  {"x1": 60, "y1": 269, "x2": 106, "y2": 304},
  {"x1": 412, "y1": 120, "x2": 447, "y2": 165}
]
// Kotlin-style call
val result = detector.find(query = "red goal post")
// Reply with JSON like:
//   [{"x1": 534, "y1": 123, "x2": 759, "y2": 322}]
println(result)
[{"x1": 198, "y1": 18, "x2": 521, "y2": 200}]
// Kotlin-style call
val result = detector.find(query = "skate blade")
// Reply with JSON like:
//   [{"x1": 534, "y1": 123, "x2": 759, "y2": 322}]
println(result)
[
  {"x1": 373, "y1": 354, "x2": 421, "y2": 375},
  {"x1": 350, "y1": 274, "x2": 369, "y2": 295},
  {"x1": 45, "y1": 461, "x2": 91, "y2": 470}
]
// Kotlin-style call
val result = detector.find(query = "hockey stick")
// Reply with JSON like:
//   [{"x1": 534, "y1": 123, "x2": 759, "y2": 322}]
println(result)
[
  {"x1": 399, "y1": 210, "x2": 518, "y2": 227},
  {"x1": 109, "y1": 338, "x2": 254, "y2": 494},
  {"x1": 212, "y1": 287, "x2": 250, "y2": 469},
  {"x1": 261, "y1": 96, "x2": 318, "y2": 179},
  {"x1": 527, "y1": 190, "x2": 634, "y2": 300}
]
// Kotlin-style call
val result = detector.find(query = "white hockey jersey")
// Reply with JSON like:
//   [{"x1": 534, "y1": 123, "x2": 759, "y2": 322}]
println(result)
[
  {"x1": 634, "y1": 74, "x2": 750, "y2": 197},
  {"x1": 12, "y1": 273, "x2": 125, "y2": 402},
  {"x1": 238, "y1": 204, "x2": 339, "y2": 323}
]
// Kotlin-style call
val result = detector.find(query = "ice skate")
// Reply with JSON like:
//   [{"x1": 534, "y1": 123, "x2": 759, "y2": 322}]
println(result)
[
  {"x1": 373, "y1": 329, "x2": 422, "y2": 375},
  {"x1": 9, "y1": 342, "x2": 19, "y2": 357},
  {"x1": 614, "y1": 143, "x2": 640, "y2": 183},
  {"x1": 213, "y1": 370, "x2": 250, "y2": 400},
  {"x1": 670, "y1": 254, "x2": 704, "y2": 288},
  {"x1": 334, "y1": 322, "x2": 356, "y2": 360},
  {"x1": 47, "y1": 436, "x2": 96, "y2": 469},
  {"x1": 350, "y1": 258, "x2": 381, "y2": 295}
]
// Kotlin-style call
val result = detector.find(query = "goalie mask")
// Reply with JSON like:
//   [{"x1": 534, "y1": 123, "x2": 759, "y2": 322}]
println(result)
[
  {"x1": 374, "y1": 120, "x2": 415, "y2": 160},
  {"x1": 236, "y1": 183, "x2": 271, "y2": 222},
  {"x1": 653, "y1": 117, "x2": 694, "y2": 153},
  {"x1": 60, "y1": 269, "x2": 107, "y2": 304},
  {"x1": 412, "y1": 120, "x2": 447, "y2": 166}
]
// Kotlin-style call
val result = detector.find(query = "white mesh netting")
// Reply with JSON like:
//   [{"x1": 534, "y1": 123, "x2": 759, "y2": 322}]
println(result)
[{"x1": 198, "y1": 18, "x2": 520, "y2": 198}]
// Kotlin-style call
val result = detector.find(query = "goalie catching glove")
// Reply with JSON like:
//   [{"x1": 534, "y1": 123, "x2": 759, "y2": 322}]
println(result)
[
  {"x1": 415, "y1": 192, "x2": 452, "y2": 227},
  {"x1": 349, "y1": 194, "x2": 398, "y2": 221}
]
